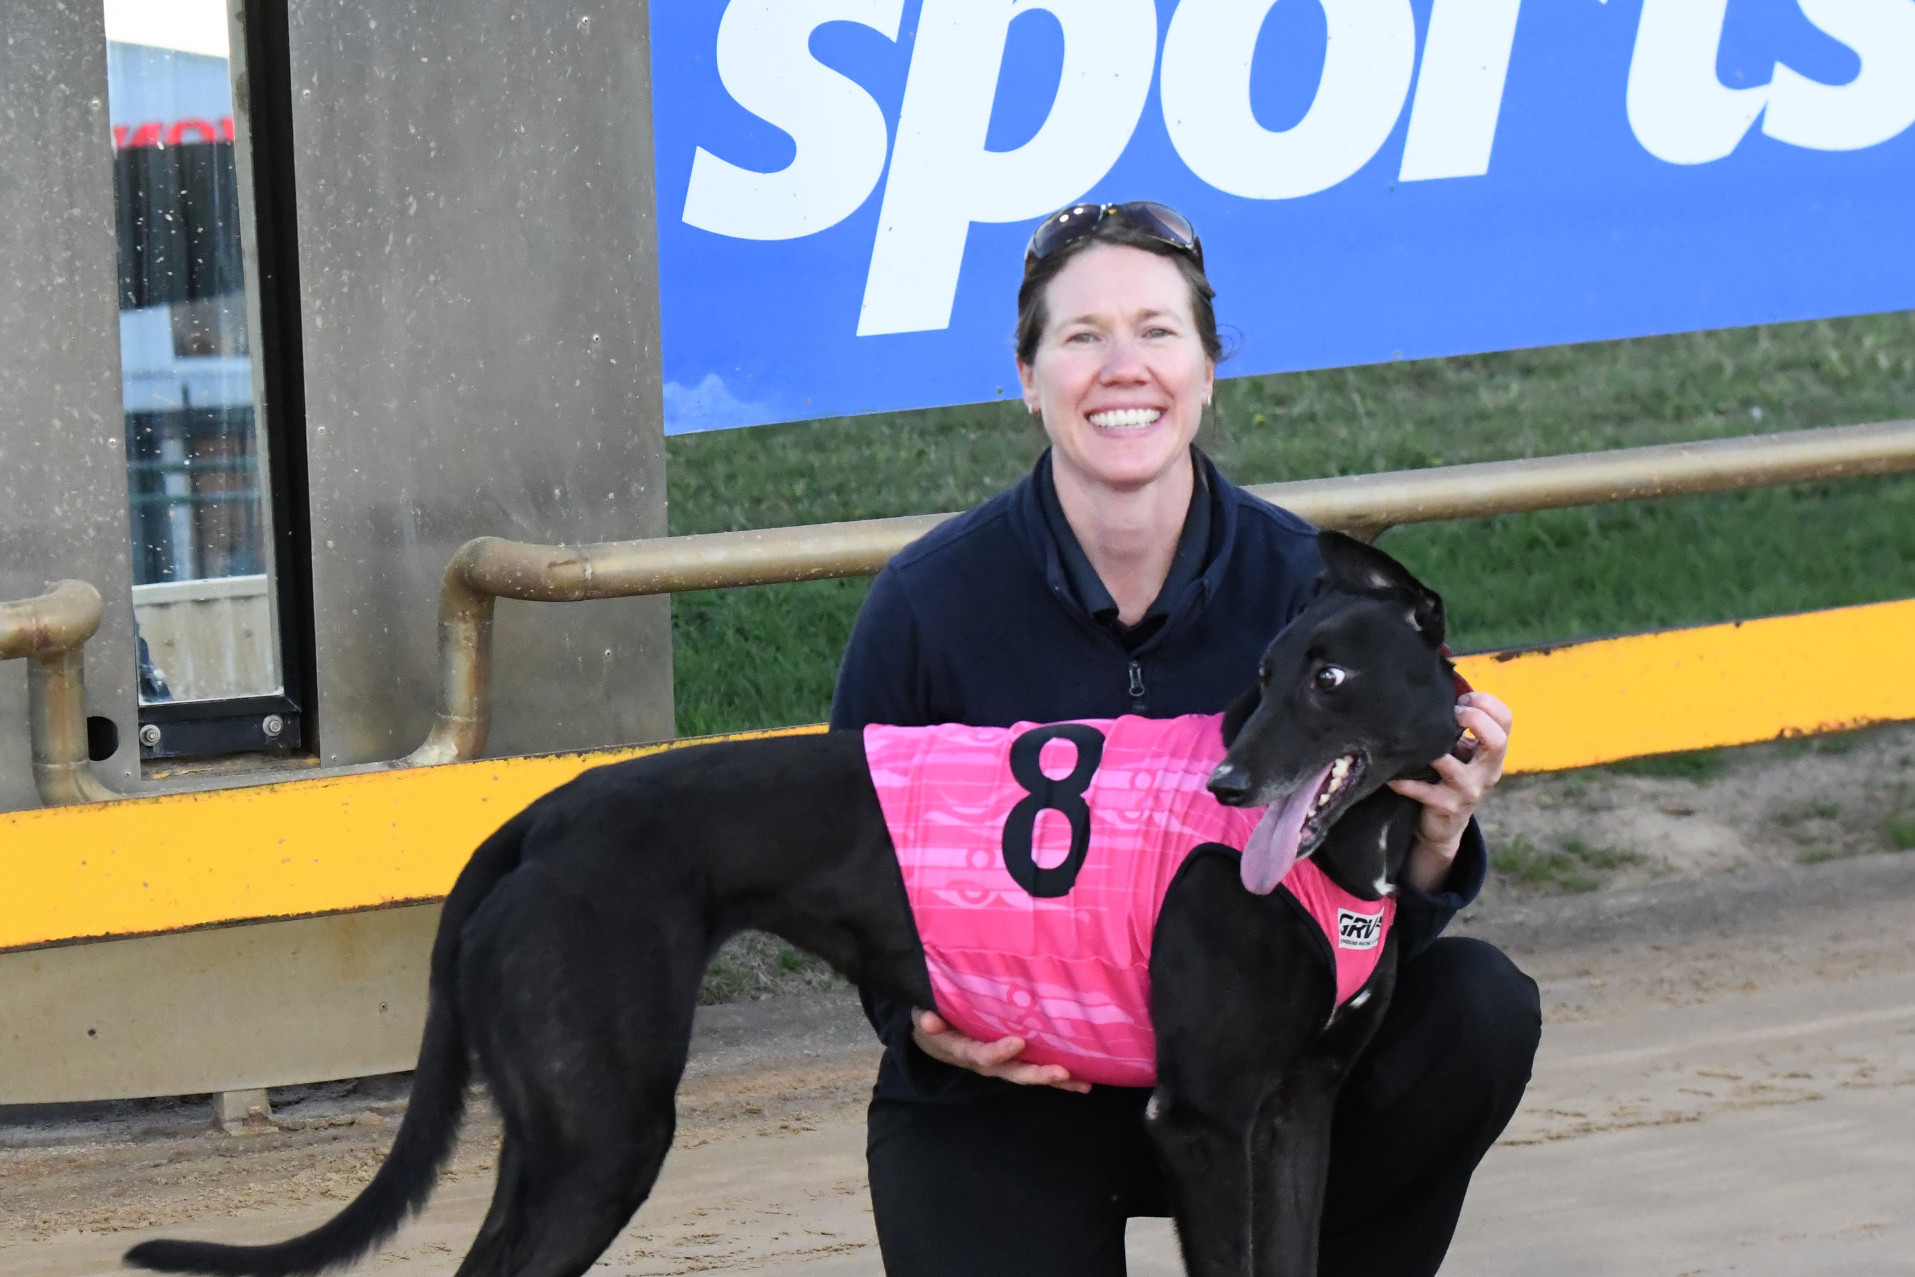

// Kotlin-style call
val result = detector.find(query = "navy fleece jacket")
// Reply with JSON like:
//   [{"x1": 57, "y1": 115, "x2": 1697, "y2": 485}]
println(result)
[{"x1": 830, "y1": 450, "x2": 1488, "y2": 1102}]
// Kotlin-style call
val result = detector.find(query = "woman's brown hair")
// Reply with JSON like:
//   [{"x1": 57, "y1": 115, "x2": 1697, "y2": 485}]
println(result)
[{"x1": 1014, "y1": 220, "x2": 1222, "y2": 367}]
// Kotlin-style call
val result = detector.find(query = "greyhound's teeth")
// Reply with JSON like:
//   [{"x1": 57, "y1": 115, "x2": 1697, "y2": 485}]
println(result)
[{"x1": 1307, "y1": 756, "x2": 1360, "y2": 820}]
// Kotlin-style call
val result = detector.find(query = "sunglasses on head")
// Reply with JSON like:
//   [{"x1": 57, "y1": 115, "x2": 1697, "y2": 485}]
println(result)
[{"x1": 1024, "y1": 201, "x2": 1204, "y2": 274}]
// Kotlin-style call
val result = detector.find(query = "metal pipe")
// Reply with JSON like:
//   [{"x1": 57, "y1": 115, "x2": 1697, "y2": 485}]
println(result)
[
  {"x1": 404, "y1": 519, "x2": 952, "y2": 764},
  {"x1": 0, "y1": 580, "x2": 117, "y2": 805},
  {"x1": 1250, "y1": 417, "x2": 1915, "y2": 538},
  {"x1": 407, "y1": 418, "x2": 1915, "y2": 764}
]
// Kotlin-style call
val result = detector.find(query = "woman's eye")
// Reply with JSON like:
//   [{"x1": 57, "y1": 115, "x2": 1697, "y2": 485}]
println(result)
[{"x1": 1314, "y1": 665, "x2": 1347, "y2": 691}]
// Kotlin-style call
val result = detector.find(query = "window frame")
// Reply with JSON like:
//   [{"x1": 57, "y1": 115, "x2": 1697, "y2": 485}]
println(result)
[{"x1": 126, "y1": 0, "x2": 316, "y2": 765}]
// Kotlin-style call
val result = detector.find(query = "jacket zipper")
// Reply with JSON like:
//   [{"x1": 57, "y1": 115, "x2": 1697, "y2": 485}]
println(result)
[{"x1": 1127, "y1": 660, "x2": 1146, "y2": 711}]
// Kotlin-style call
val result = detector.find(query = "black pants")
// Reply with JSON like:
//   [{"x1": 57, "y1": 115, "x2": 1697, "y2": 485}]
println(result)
[{"x1": 866, "y1": 937, "x2": 1541, "y2": 1277}]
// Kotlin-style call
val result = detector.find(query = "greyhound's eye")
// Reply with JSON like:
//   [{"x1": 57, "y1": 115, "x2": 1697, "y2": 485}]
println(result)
[
  {"x1": 1257, "y1": 660, "x2": 1272, "y2": 684},
  {"x1": 1314, "y1": 665, "x2": 1348, "y2": 691}
]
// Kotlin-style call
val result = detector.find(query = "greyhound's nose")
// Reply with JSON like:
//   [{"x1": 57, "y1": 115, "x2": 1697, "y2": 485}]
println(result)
[{"x1": 1209, "y1": 762, "x2": 1251, "y2": 804}]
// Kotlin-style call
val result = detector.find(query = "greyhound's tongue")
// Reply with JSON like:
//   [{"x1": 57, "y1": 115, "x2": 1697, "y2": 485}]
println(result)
[{"x1": 1240, "y1": 762, "x2": 1333, "y2": 895}]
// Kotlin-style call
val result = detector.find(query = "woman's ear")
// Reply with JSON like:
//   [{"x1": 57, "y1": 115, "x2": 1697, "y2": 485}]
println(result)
[{"x1": 1016, "y1": 357, "x2": 1040, "y2": 416}]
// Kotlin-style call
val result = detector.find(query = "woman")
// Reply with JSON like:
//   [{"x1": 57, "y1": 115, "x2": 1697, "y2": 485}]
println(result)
[{"x1": 831, "y1": 202, "x2": 1539, "y2": 1277}]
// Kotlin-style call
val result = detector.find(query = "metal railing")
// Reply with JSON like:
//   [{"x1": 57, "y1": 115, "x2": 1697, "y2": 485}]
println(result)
[
  {"x1": 0, "y1": 580, "x2": 117, "y2": 805},
  {"x1": 407, "y1": 418, "x2": 1915, "y2": 764}
]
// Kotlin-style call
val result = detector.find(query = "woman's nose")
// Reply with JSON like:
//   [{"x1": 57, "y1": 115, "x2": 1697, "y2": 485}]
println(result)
[{"x1": 1098, "y1": 337, "x2": 1149, "y2": 383}]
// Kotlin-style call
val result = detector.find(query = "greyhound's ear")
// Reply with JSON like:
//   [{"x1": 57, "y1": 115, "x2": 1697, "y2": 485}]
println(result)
[
  {"x1": 1317, "y1": 530, "x2": 1446, "y2": 645},
  {"x1": 1317, "y1": 530, "x2": 1421, "y2": 595}
]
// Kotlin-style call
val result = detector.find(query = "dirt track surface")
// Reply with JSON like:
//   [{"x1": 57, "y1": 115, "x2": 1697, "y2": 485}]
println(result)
[{"x1": 6, "y1": 848, "x2": 1915, "y2": 1274}]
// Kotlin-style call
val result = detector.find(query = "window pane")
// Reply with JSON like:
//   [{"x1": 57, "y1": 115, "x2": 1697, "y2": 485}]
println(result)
[{"x1": 103, "y1": 1, "x2": 281, "y2": 706}]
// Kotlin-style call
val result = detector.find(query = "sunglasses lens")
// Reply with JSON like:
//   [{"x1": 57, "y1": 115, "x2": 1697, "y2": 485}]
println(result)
[
  {"x1": 1123, "y1": 202, "x2": 1197, "y2": 250},
  {"x1": 1116, "y1": 202, "x2": 1202, "y2": 267},
  {"x1": 1027, "y1": 204, "x2": 1104, "y2": 262},
  {"x1": 1024, "y1": 201, "x2": 1203, "y2": 270}
]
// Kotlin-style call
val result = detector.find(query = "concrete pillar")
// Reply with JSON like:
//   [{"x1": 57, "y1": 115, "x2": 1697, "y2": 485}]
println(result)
[{"x1": 214, "y1": 1087, "x2": 274, "y2": 1135}]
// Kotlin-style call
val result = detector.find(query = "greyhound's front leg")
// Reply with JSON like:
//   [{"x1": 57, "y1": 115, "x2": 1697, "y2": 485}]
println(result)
[
  {"x1": 1243, "y1": 1064, "x2": 1340, "y2": 1276},
  {"x1": 1149, "y1": 1079, "x2": 1339, "y2": 1277},
  {"x1": 1246, "y1": 958, "x2": 1397, "y2": 1275},
  {"x1": 1146, "y1": 1087, "x2": 1257, "y2": 1277},
  {"x1": 1149, "y1": 850, "x2": 1336, "y2": 1276}
]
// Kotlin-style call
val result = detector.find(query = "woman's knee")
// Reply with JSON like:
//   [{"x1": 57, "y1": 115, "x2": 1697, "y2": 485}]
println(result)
[
  {"x1": 1354, "y1": 937, "x2": 1540, "y2": 1115},
  {"x1": 1405, "y1": 937, "x2": 1541, "y2": 1082}
]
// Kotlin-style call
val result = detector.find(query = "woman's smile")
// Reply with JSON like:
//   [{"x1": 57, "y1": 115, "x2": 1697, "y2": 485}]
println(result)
[{"x1": 1085, "y1": 407, "x2": 1166, "y2": 431}]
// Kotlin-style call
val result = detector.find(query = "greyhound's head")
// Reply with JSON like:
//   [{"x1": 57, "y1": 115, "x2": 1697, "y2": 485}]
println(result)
[{"x1": 1209, "y1": 531, "x2": 1464, "y2": 894}]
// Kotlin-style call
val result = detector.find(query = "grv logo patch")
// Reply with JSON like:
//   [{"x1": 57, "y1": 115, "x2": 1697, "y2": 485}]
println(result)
[{"x1": 1336, "y1": 908, "x2": 1385, "y2": 951}]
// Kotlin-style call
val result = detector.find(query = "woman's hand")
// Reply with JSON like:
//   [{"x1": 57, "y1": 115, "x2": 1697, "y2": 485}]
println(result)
[
  {"x1": 911, "y1": 1009, "x2": 1093, "y2": 1093},
  {"x1": 1388, "y1": 691, "x2": 1514, "y2": 895}
]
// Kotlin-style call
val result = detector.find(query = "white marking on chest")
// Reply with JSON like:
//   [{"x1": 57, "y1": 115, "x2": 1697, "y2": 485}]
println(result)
[{"x1": 1374, "y1": 828, "x2": 1395, "y2": 896}]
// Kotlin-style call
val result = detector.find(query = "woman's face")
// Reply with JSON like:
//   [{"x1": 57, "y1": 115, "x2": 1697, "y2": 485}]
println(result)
[{"x1": 1017, "y1": 243, "x2": 1215, "y2": 495}]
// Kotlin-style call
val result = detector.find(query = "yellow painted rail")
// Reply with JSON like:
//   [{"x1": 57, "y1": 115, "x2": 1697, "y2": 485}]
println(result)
[{"x1": 5, "y1": 598, "x2": 1912, "y2": 953}]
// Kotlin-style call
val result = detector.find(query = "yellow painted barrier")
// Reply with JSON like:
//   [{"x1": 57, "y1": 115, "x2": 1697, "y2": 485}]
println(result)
[
  {"x1": 5, "y1": 597, "x2": 1911, "y2": 953},
  {"x1": 1457, "y1": 597, "x2": 1915, "y2": 773},
  {"x1": 0, "y1": 725, "x2": 822, "y2": 953}
]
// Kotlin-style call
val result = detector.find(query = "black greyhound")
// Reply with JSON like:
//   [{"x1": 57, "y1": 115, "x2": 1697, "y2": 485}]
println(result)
[{"x1": 127, "y1": 531, "x2": 1465, "y2": 1277}]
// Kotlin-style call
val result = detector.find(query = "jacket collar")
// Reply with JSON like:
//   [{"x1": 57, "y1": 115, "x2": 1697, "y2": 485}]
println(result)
[{"x1": 1008, "y1": 447, "x2": 1242, "y2": 655}]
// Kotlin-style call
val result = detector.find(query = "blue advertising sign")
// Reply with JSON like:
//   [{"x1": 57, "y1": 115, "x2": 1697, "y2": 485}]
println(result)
[{"x1": 651, "y1": 0, "x2": 1915, "y2": 433}]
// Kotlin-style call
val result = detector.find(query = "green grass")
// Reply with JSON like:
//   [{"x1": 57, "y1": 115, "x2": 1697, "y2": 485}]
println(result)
[
  {"x1": 1775, "y1": 799, "x2": 1846, "y2": 834},
  {"x1": 667, "y1": 313, "x2": 1915, "y2": 737},
  {"x1": 698, "y1": 931, "x2": 839, "y2": 1004},
  {"x1": 1607, "y1": 750, "x2": 1731, "y2": 783},
  {"x1": 1789, "y1": 801, "x2": 1915, "y2": 866},
  {"x1": 1491, "y1": 834, "x2": 1646, "y2": 893}
]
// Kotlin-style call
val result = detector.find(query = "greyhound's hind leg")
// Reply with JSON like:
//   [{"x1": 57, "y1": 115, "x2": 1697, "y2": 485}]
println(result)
[
  {"x1": 455, "y1": 863, "x2": 704, "y2": 1277},
  {"x1": 454, "y1": 1137, "x2": 522, "y2": 1277},
  {"x1": 457, "y1": 1014, "x2": 684, "y2": 1277},
  {"x1": 452, "y1": 1110, "x2": 675, "y2": 1277}
]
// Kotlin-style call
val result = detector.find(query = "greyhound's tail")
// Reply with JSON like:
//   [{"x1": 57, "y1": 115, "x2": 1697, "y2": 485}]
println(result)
[{"x1": 124, "y1": 811, "x2": 535, "y2": 1277}]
